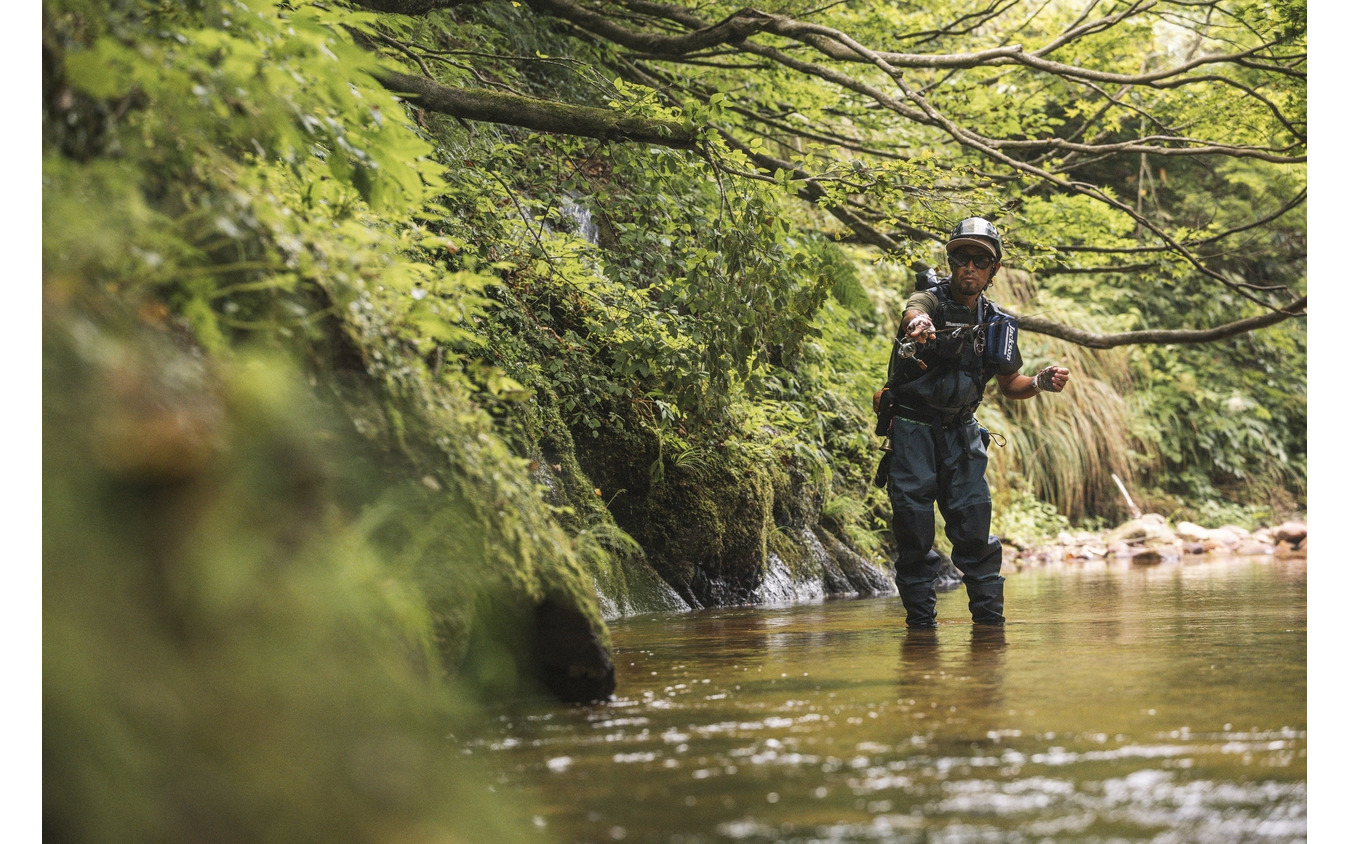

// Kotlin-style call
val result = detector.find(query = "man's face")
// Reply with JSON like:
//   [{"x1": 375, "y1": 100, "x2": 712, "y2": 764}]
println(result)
[{"x1": 947, "y1": 248, "x2": 998, "y2": 298}]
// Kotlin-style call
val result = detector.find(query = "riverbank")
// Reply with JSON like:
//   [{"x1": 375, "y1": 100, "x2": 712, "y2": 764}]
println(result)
[{"x1": 1008, "y1": 514, "x2": 1308, "y2": 571}]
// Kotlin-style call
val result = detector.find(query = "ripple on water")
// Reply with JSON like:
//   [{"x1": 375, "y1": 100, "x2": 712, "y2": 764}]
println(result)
[{"x1": 474, "y1": 559, "x2": 1306, "y2": 843}]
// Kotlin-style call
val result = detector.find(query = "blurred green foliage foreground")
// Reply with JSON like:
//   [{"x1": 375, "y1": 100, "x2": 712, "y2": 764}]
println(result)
[
  {"x1": 44, "y1": 307, "x2": 571, "y2": 843},
  {"x1": 43, "y1": 2, "x2": 619, "y2": 838}
]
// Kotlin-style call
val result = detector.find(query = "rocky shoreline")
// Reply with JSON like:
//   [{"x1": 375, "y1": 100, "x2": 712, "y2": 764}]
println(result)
[{"x1": 1009, "y1": 514, "x2": 1308, "y2": 569}]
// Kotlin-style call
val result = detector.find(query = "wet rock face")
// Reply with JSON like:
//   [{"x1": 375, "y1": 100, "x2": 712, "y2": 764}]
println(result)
[
  {"x1": 812, "y1": 528, "x2": 897, "y2": 597},
  {"x1": 570, "y1": 402, "x2": 896, "y2": 612},
  {"x1": 533, "y1": 599, "x2": 617, "y2": 704},
  {"x1": 580, "y1": 439, "x2": 775, "y2": 609}
]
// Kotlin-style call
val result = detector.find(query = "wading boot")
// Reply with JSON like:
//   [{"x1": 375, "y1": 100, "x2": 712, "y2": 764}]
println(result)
[
  {"x1": 964, "y1": 574, "x2": 1005, "y2": 626},
  {"x1": 899, "y1": 583, "x2": 938, "y2": 629}
]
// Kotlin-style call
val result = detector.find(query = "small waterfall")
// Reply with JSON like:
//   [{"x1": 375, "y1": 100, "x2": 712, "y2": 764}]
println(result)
[{"x1": 556, "y1": 199, "x2": 600, "y2": 245}]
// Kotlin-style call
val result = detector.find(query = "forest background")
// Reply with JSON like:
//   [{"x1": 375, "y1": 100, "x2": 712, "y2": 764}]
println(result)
[{"x1": 38, "y1": 1, "x2": 1312, "y2": 841}]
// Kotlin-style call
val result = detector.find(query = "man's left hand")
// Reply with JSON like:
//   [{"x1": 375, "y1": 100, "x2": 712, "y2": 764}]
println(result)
[{"x1": 1035, "y1": 366, "x2": 1070, "y2": 393}]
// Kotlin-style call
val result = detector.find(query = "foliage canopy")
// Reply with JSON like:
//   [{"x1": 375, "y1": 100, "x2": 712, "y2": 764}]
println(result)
[{"x1": 353, "y1": 0, "x2": 1306, "y2": 344}]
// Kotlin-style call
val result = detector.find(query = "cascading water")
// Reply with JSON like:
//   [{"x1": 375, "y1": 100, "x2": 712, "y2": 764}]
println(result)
[{"x1": 554, "y1": 198, "x2": 600, "y2": 245}]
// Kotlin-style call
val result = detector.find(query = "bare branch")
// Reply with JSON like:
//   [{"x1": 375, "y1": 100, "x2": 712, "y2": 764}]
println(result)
[
  {"x1": 1034, "y1": 0, "x2": 1156, "y2": 57},
  {"x1": 1015, "y1": 297, "x2": 1306, "y2": 348},
  {"x1": 354, "y1": 0, "x2": 480, "y2": 13},
  {"x1": 1035, "y1": 263, "x2": 1160, "y2": 276}
]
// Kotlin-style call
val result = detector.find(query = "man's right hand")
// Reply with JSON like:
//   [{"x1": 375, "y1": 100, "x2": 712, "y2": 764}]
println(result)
[{"x1": 906, "y1": 314, "x2": 937, "y2": 343}]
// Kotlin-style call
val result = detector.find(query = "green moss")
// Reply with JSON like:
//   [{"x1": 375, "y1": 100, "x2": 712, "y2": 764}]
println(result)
[
  {"x1": 567, "y1": 405, "x2": 784, "y2": 607},
  {"x1": 766, "y1": 524, "x2": 810, "y2": 576}
]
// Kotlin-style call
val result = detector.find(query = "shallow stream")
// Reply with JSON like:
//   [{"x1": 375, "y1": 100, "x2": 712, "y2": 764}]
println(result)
[{"x1": 470, "y1": 556, "x2": 1307, "y2": 843}]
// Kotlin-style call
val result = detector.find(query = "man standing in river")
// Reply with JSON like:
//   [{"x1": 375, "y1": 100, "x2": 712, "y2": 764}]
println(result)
[{"x1": 879, "y1": 217, "x2": 1069, "y2": 628}]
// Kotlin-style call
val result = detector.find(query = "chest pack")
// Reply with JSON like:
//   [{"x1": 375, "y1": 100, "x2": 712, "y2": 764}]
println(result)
[
  {"x1": 982, "y1": 308, "x2": 1019, "y2": 370},
  {"x1": 885, "y1": 283, "x2": 1018, "y2": 387},
  {"x1": 874, "y1": 283, "x2": 1019, "y2": 437}
]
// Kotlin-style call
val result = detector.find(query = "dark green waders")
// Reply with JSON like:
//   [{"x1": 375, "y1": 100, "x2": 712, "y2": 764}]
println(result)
[{"x1": 887, "y1": 417, "x2": 1005, "y2": 627}]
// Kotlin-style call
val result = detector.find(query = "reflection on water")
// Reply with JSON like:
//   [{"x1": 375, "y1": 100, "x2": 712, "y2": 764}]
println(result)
[{"x1": 469, "y1": 557, "x2": 1306, "y2": 843}]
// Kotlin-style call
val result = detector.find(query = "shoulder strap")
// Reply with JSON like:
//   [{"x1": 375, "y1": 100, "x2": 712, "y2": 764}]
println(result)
[{"x1": 983, "y1": 294, "x2": 1018, "y2": 319}]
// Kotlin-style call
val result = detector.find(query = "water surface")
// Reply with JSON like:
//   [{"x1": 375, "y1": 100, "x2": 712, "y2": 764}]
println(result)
[{"x1": 472, "y1": 557, "x2": 1306, "y2": 843}]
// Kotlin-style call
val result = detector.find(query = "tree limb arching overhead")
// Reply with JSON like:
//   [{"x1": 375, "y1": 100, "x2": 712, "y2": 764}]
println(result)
[
  {"x1": 1016, "y1": 296, "x2": 1307, "y2": 349},
  {"x1": 376, "y1": 69, "x2": 700, "y2": 148}
]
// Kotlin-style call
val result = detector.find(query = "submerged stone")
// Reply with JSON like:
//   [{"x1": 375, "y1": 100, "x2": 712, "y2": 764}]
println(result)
[{"x1": 534, "y1": 598, "x2": 616, "y2": 704}]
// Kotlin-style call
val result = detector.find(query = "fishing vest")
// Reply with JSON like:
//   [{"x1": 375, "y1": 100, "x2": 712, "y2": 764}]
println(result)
[{"x1": 885, "y1": 282, "x2": 1021, "y2": 416}]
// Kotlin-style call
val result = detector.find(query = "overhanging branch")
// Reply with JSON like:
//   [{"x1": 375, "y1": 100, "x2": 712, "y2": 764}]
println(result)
[
  {"x1": 1014, "y1": 297, "x2": 1307, "y2": 348},
  {"x1": 375, "y1": 69, "x2": 698, "y2": 148}
]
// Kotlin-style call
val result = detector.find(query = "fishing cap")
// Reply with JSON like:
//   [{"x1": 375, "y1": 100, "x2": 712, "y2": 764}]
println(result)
[{"x1": 945, "y1": 217, "x2": 1003, "y2": 261}]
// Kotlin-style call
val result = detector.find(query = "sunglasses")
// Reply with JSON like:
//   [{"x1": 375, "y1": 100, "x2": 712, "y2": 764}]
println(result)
[{"x1": 949, "y1": 251, "x2": 996, "y2": 270}]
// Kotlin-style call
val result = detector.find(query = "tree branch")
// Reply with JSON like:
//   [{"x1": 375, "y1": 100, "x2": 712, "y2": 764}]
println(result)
[
  {"x1": 1014, "y1": 297, "x2": 1306, "y2": 348},
  {"x1": 374, "y1": 69, "x2": 698, "y2": 148},
  {"x1": 355, "y1": 0, "x2": 480, "y2": 13}
]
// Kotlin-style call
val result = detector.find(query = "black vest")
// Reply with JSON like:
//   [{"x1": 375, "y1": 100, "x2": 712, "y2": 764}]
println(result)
[{"x1": 886, "y1": 282, "x2": 1012, "y2": 415}]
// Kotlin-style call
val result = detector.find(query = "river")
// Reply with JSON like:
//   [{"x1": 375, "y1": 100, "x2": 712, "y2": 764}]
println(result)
[{"x1": 469, "y1": 556, "x2": 1307, "y2": 843}]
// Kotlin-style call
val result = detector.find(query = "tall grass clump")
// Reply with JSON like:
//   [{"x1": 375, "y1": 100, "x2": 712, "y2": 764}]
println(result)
[{"x1": 983, "y1": 273, "x2": 1149, "y2": 526}]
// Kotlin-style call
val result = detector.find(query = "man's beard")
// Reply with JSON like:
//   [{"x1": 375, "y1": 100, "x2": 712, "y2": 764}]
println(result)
[{"x1": 953, "y1": 271, "x2": 986, "y2": 296}]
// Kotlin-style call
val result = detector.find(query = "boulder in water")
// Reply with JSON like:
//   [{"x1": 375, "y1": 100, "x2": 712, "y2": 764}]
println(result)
[
  {"x1": 1175, "y1": 521, "x2": 1211, "y2": 542},
  {"x1": 1273, "y1": 521, "x2": 1308, "y2": 545},
  {"x1": 534, "y1": 598, "x2": 617, "y2": 704},
  {"x1": 1105, "y1": 515, "x2": 1176, "y2": 545},
  {"x1": 1202, "y1": 526, "x2": 1244, "y2": 551}
]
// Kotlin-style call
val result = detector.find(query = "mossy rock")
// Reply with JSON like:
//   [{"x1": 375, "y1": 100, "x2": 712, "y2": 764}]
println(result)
[{"x1": 573, "y1": 413, "x2": 769, "y2": 607}]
